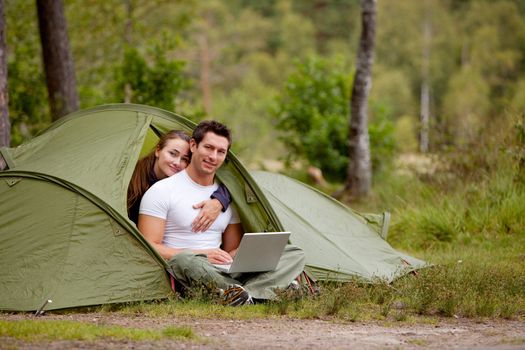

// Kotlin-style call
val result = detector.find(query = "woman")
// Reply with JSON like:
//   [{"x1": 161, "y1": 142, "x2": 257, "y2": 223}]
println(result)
[{"x1": 127, "y1": 130, "x2": 230, "y2": 231}]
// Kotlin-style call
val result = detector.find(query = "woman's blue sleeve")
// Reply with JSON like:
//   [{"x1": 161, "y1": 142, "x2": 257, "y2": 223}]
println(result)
[{"x1": 211, "y1": 183, "x2": 232, "y2": 212}]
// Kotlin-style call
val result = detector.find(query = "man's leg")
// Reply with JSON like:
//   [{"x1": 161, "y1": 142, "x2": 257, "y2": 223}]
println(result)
[
  {"x1": 167, "y1": 250, "x2": 239, "y2": 292},
  {"x1": 239, "y1": 244, "x2": 306, "y2": 300}
]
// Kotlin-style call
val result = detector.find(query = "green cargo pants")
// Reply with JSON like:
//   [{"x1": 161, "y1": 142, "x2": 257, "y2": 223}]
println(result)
[{"x1": 166, "y1": 244, "x2": 305, "y2": 300}]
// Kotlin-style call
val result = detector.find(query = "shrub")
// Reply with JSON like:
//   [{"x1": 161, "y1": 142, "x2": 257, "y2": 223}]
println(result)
[
  {"x1": 273, "y1": 56, "x2": 397, "y2": 181},
  {"x1": 114, "y1": 39, "x2": 188, "y2": 112}
]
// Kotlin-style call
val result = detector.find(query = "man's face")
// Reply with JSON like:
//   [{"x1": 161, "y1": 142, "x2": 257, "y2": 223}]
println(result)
[{"x1": 190, "y1": 132, "x2": 229, "y2": 176}]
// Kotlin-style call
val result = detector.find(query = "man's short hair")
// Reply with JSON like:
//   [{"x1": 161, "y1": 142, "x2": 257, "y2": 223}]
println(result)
[{"x1": 192, "y1": 120, "x2": 232, "y2": 149}]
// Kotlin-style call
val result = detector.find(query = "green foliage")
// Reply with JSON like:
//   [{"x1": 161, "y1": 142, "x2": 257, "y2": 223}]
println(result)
[
  {"x1": 0, "y1": 319, "x2": 195, "y2": 341},
  {"x1": 292, "y1": 0, "x2": 361, "y2": 54},
  {"x1": 271, "y1": 250, "x2": 524, "y2": 320},
  {"x1": 394, "y1": 116, "x2": 418, "y2": 153},
  {"x1": 510, "y1": 79, "x2": 525, "y2": 113},
  {"x1": 100, "y1": 253, "x2": 525, "y2": 320},
  {"x1": 4, "y1": 0, "x2": 525, "y2": 156},
  {"x1": 510, "y1": 113, "x2": 525, "y2": 182},
  {"x1": 114, "y1": 41, "x2": 188, "y2": 112},
  {"x1": 274, "y1": 57, "x2": 397, "y2": 181},
  {"x1": 364, "y1": 112, "x2": 525, "y2": 251},
  {"x1": 460, "y1": 1, "x2": 525, "y2": 98},
  {"x1": 272, "y1": 0, "x2": 316, "y2": 58},
  {"x1": 273, "y1": 57, "x2": 350, "y2": 180},
  {"x1": 396, "y1": 258, "x2": 525, "y2": 318},
  {"x1": 387, "y1": 169, "x2": 525, "y2": 251},
  {"x1": 370, "y1": 66, "x2": 416, "y2": 120},
  {"x1": 213, "y1": 71, "x2": 281, "y2": 161},
  {"x1": 442, "y1": 67, "x2": 490, "y2": 146},
  {"x1": 7, "y1": 46, "x2": 49, "y2": 146},
  {"x1": 5, "y1": 0, "x2": 49, "y2": 146},
  {"x1": 368, "y1": 102, "x2": 397, "y2": 173}
]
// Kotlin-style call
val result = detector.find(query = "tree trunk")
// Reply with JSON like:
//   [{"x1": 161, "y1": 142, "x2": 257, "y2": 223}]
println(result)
[
  {"x1": 199, "y1": 33, "x2": 212, "y2": 115},
  {"x1": 419, "y1": 1, "x2": 432, "y2": 153},
  {"x1": 36, "y1": 0, "x2": 79, "y2": 120},
  {"x1": 345, "y1": 0, "x2": 376, "y2": 199},
  {"x1": 0, "y1": 0, "x2": 9, "y2": 148},
  {"x1": 124, "y1": 0, "x2": 133, "y2": 103}
]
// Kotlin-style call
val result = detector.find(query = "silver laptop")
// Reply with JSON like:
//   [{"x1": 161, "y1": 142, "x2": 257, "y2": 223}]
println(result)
[{"x1": 214, "y1": 232, "x2": 290, "y2": 273}]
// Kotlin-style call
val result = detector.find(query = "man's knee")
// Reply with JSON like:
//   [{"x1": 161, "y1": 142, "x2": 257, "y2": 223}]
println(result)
[
  {"x1": 284, "y1": 244, "x2": 306, "y2": 262},
  {"x1": 169, "y1": 250, "x2": 206, "y2": 268}
]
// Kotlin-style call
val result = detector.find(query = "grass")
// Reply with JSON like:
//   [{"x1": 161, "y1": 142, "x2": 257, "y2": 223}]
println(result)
[
  {"x1": 102, "y1": 246, "x2": 524, "y2": 322},
  {"x1": 113, "y1": 298, "x2": 270, "y2": 319},
  {"x1": 386, "y1": 173, "x2": 525, "y2": 252},
  {"x1": 0, "y1": 319, "x2": 195, "y2": 342}
]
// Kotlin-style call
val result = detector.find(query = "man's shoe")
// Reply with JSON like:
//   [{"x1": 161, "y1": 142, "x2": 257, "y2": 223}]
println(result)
[
  {"x1": 220, "y1": 285, "x2": 254, "y2": 306},
  {"x1": 282, "y1": 279, "x2": 321, "y2": 299}
]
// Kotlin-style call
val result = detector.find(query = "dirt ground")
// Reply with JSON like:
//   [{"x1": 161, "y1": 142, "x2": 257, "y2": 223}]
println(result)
[{"x1": 2, "y1": 313, "x2": 525, "y2": 349}]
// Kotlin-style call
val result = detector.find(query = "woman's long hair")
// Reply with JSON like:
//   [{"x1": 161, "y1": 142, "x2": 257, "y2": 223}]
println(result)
[{"x1": 127, "y1": 130, "x2": 190, "y2": 215}]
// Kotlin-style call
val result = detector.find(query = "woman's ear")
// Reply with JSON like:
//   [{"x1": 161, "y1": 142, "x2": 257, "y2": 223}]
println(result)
[{"x1": 154, "y1": 146, "x2": 160, "y2": 158}]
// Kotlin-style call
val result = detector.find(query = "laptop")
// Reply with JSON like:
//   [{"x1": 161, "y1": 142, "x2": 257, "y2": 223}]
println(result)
[{"x1": 213, "y1": 232, "x2": 290, "y2": 273}]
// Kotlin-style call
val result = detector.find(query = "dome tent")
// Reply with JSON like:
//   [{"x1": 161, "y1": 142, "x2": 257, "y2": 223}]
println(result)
[{"x1": 0, "y1": 104, "x2": 425, "y2": 311}]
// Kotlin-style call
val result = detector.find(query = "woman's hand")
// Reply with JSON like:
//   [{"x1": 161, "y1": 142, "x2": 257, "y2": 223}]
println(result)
[{"x1": 191, "y1": 198, "x2": 223, "y2": 232}]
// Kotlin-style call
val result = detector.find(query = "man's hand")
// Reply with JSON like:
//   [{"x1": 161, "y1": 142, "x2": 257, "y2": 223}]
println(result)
[
  {"x1": 194, "y1": 248, "x2": 233, "y2": 265},
  {"x1": 191, "y1": 198, "x2": 223, "y2": 232}
]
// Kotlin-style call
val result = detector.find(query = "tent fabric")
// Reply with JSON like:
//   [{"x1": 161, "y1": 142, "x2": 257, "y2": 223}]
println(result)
[
  {"x1": 251, "y1": 171, "x2": 426, "y2": 282},
  {"x1": 0, "y1": 104, "x2": 425, "y2": 312},
  {"x1": 0, "y1": 177, "x2": 171, "y2": 311}
]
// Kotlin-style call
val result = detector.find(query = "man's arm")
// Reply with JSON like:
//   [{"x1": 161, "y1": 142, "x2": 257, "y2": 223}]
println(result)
[
  {"x1": 138, "y1": 214, "x2": 234, "y2": 264},
  {"x1": 221, "y1": 223, "x2": 243, "y2": 257},
  {"x1": 138, "y1": 214, "x2": 183, "y2": 260}
]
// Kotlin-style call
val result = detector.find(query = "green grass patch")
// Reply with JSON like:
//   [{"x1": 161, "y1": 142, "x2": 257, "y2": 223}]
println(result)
[
  {"x1": 111, "y1": 298, "x2": 270, "y2": 320},
  {"x1": 259, "y1": 254, "x2": 524, "y2": 320},
  {"x1": 385, "y1": 161, "x2": 525, "y2": 251},
  {"x1": 0, "y1": 319, "x2": 195, "y2": 342},
  {"x1": 19, "y1": 245, "x2": 523, "y2": 322},
  {"x1": 91, "y1": 218, "x2": 524, "y2": 322}
]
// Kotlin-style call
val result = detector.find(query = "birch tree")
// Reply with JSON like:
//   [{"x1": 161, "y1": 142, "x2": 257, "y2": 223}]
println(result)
[
  {"x1": 419, "y1": 0, "x2": 431, "y2": 153},
  {"x1": 345, "y1": 0, "x2": 376, "y2": 198}
]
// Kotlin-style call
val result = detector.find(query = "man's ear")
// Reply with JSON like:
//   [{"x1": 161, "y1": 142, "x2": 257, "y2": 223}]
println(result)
[{"x1": 189, "y1": 138, "x2": 197, "y2": 152}]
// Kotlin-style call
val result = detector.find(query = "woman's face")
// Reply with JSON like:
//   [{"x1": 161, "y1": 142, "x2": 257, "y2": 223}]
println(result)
[{"x1": 153, "y1": 138, "x2": 191, "y2": 179}]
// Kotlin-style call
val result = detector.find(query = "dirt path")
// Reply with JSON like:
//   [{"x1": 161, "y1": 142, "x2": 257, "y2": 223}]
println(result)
[{"x1": 1, "y1": 313, "x2": 524, "y2": 349}]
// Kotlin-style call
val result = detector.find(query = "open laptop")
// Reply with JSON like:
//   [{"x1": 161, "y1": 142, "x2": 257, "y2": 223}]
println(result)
[{"x1": 213, "y1": 232, "x2": 290, "y2": 273}]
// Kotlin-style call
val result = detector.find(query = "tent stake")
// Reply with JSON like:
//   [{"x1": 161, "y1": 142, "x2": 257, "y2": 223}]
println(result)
[{"x1": 34, "y1": 299, "x2": 52, "y2": 316}]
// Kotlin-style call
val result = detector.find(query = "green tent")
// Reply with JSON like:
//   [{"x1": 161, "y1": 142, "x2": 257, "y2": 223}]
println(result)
[
  {"x1": 252, "y1": 171, "x2": 424, "y2": 282},
  {"x1": 0, "y1": 104, "x2": 425, "y2": 312}
]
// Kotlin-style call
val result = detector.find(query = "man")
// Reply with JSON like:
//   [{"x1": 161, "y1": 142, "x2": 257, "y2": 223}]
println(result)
[{"x1": 138, "y1": 120, "x2": 305, "y2": 305}]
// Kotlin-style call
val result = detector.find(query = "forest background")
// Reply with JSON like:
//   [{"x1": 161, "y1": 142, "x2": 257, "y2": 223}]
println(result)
[
  {"x1": 6, "y1": 0, "x2": 524, "y2": 164},
  {"x1": 1, "y1": 0, "x2": 525, "y2": 321}
]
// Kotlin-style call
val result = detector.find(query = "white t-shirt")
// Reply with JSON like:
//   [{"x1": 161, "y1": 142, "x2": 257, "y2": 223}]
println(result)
[{"x1": 139, "y1": 169, "x2": 240, "y2": 250}]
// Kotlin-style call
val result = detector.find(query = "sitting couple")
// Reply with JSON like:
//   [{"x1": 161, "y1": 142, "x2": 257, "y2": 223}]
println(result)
[{"x1": 127, "y1": 120, "x2": 306, "y2": 306}]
